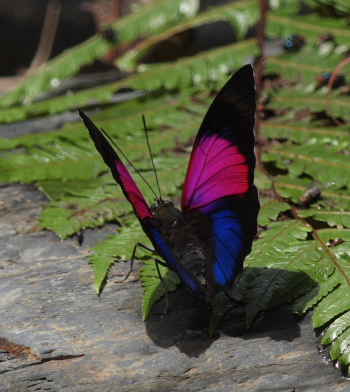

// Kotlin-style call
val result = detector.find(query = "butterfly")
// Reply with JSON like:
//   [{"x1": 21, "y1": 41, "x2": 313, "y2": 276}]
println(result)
[{"x1": 78, "y1": 64, "x2": 259, "y2": 299}]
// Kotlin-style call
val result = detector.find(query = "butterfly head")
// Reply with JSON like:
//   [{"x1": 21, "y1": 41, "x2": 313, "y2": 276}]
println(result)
[
  {"x1": 150, "y1": 199, "x2": 186, "y2": 235},
  {"x1": 150, "y1": 198, "x2": 173, "y2": 214}
]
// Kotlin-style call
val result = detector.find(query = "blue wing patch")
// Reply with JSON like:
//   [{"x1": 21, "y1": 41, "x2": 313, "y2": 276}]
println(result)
[{"x1": 197, "y1": 191, "x2": 259, "y2": 293}]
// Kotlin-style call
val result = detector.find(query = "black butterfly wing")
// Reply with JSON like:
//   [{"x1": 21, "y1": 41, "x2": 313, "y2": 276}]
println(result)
[
  {"x1": 78, "y1": 110, "x2": 202, "y2": 294},
  {"x1": 181, "y1": 65, "x2": 259, "y2": 294}
]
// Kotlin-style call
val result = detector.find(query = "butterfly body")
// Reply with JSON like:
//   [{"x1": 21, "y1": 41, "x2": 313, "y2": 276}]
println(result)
[
  {"x1": 152, "y1": 200, "x2": 209, "y2": 289},
  {"x1": 79, "y1": 64, "x2": 259, "y2": 299}
]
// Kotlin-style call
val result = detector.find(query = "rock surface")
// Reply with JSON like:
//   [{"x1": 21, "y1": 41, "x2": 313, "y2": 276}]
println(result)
[{"x1": 0, "y1": 183, "x2": 349, "y2": 391}]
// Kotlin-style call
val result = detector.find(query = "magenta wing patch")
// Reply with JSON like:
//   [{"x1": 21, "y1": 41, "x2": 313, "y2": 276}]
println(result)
[
  {"x1": 181, "y1": 134, "x2": 250, "y2": 210},
  {"x1": 114, "y1": 157, "x2": 154, "y2": 221},
  {"x1": 78, "y1": 110, "x2": 153, "y2": 222},
  {"x1": 181, "y1": 64, "x2": 256, "y2": 213}
]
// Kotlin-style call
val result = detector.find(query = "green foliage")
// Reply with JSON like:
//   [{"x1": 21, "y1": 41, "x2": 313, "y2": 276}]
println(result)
[
  {"x1": 140, "y1": 259, "x2": 181, "y2": 320},
  {"x1": 298, "y1": 208, "x2": 350, "y2": 228},
  {"x1": 38, "y1": 179, "x2": 129, "y2": 238},
  {"x1": 89, "y1": 224, "x2": 149, "y2": 294},
  {"x1": 264, "y1": 141, "x2": 350, "y2": 186},
  {"x1": 1, "y1": 0, "x2": 350, "y2": 375},
  {"x1": 0, "y1": 0, "x2": 259, "y2": 124},
  {"x1": 117, "y1": 0, "x2": 260, "y2": 71},
  {"x1": 209, "y1": 292, "x2": 234, "y2": 336},
  {"x1": 261, "y1": 122, "x2": 350, "y2": 145},
  {"x1": 0, "y1": 0, "x2": 202, "y2": 108},
  {"x1": 244, "y1": 220, "x2": 350, "y2": 321},
  {"x1": 258, "y1": 198, "x2": 290, "y2": 226},
  {"x1": 267, "y1": 9, "x2": 350, "y2": 47}
]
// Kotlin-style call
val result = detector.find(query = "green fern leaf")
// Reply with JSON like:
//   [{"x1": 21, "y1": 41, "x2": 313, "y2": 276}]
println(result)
[
  {"x1": 267, "y1": 10, "x2": 350, "y2": 46},
  {"x1": 299, "y1": 208, "x2": 350, "y2": 229},
  {"x1": 317, "y1": 228, "x2": 350, "y2": 243},
  {"x1": 117, "y1": 0, "x2": 259, "y2": 71},
  {"x1": 322, "y1": 310, "x2": 350, "y2": 345},
  {"x1": 269, "y1": 89, "x2": 350, "y2": 120},
  {"x1": 264, "y1": 142, "x2": 350, "y2": 187},
  {"x1": 89, "y1": 235, "x2": 120, "y2": 295},
  {"x1": 254, "y1": 168, "x2": 272, "y2": 190},
  {"x1": 329, "y1": 327, "x2": 350, "y2": 362},
  {"x1": 127, "y1": 38, "x2": 259, "y2": 91},
  {"x1": 313, "y1": 282, "x2": 350, "y2": 328},
  {"x1": 0, "y1": 38, "x2": 259, "y2": 124},
  {"x1": 140, "y1": 259, "x2": 180, "y2": 320},
  {"x1": 0, "y1": 0, "x2": 201, "y2": 108},
  {"x1": 208, "y1": 293, "x2": 233, "y2": 336},
  {"x1": 258, "y1": 198, "x2": 290, "y2": 226},
  {"x1": 89, "y1": 224, "x2": 149, "y2": 294},
  {"x1": 266, "y1": 52, "x2": 347, "y2": 88},
  {"x1": 38, "y1": 179, "x2": 130, "y2": 238},
  {"x1": 261, "y1": 122, "x2": 350, "y2": 145},
  {"x1": 293, "y1": 273, "x2": 341, "y2": 315},
  {"x1": 273, "y1": 176, "x2": 320, "y2": 203},
  {"x1": 272, "y1": 175, "x2": 350, "y2": 210},
  {"x1": 243, "y1": 220, "x2": 314, "y2": 327}
]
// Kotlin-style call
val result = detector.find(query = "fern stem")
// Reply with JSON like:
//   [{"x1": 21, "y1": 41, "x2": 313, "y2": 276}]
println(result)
[{"x1": 291, "y1": 206, "x2": 350, "y2": 286}]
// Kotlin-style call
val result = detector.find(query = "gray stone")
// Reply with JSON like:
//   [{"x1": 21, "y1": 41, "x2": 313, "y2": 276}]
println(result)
[{"x1": 0, "y1": 183, "x2": 348, "y2": 391}]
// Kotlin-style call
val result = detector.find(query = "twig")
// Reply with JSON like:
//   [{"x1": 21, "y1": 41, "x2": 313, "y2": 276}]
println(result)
[
  {"x1": 254, "y1": 0, "x2": 268, "y2": 165},
  {"x1": 26, "y1": 0, "x2": 62, "y2": 75},
  {"x1": 327, "y1": 57, "x2": 350, "y2": 125}
]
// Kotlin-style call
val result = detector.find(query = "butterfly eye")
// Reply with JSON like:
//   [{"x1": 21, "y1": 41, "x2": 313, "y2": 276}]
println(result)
[{"x1": 150, "y1": 201, "x2": 160, "y2": 214}]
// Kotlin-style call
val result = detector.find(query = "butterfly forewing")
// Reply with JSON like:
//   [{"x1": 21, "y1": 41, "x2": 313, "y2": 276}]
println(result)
[
  {"x1": 78, "y1": 110, "x2": 203, "y2": 295},
  {"x1": 182, "y1": 64, "x2": 256, "y2": 211},
  {"x1": 181, "y1": 64, "x2": 259, "y2": 294}
]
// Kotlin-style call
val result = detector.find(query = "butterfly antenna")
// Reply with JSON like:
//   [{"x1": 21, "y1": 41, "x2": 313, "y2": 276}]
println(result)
[
  {"x1": 142, "y1": 115, "x2": 162, "y2": 201},
  {"x1": 100, "y1": 128, "x2": 159, "y2": 200}
]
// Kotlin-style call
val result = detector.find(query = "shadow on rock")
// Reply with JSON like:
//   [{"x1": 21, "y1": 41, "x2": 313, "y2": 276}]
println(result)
[
  {"x1": 145, "y1": 287, "x2": 218, "y2": 358},
  {"x1": 219, "y1": 267, "x2": 318, "y2": 342},
  {"x1": 145, "y1": 267, "x2": 318, "y2": 355}
]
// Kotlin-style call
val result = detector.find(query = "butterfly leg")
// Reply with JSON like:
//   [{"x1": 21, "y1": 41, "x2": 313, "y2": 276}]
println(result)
[
  {"x1": 155, "y1": 258, "x2": 169, "y2": 314},
  {"x1": 123, "y1": 242, "x2": 156, "y2": 281},
  {"x1": 124, "y1": 243, "x2": 170, "y2": 314}
]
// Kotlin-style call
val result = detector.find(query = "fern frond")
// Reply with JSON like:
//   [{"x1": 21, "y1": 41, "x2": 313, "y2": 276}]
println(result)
[
  {"x1": 0, "y1": 0, "x2": 201, "y2": 108},
  {"x1": 37, "y1": 153, "x2": 188, "y2": 238},
  {"x1": 267, "y1": 10, "x2": 350, "y2": 46},
  {"x1": 258, "y1": 198, "x2": 290, "y2": 226},
  {"x1": 261, "y1": 122, "x2": 350, "y2": 145},
  {"x1": 140, "y1": 259, "x2": 180, "y2": 320},
  {"x1": 272, "y1": 175, "x2": 350, "y2": 209},
  {"x1": 0, "y1": 38, "x2": 259, "y2": 124},
  {"x1": 313, "y1": 282, "x2": 350, "y2": 330},
  {"x1": 89, "y1": 224, "x2": 148, "y2": 294},
  {"x1": 264, "y1": 142, "x2": 350, "y2": 187},
  {"x1": 269, "y1": 89, "x2": 350, "y2": 120},
  {"x1": 117, "y1": 0, "x2": 259, "y2": 71},
  {"x1": 322, "y1": 310, "x2": 350, "y2": 345},
  {"x1": 299, "y1": 208, "x2": 350, "y2": 228}
]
